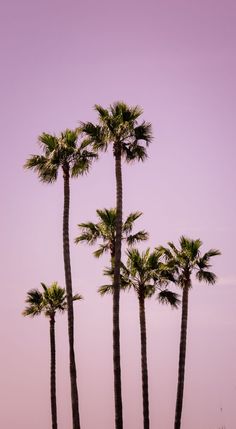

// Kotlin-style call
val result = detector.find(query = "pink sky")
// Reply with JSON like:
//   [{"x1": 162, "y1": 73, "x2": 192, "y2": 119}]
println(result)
[{"x1": 1, "y1": 0, "x2": 236, "y2": 427}]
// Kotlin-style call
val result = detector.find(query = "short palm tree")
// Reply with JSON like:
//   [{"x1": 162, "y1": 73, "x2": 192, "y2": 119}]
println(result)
[
  {"x1": 80, "y1": 103, "x2": 152, "y2": 429},
  {"x1": 23, "y1": 282, "x2": 81, "y2": 429},
  {"x1": 157, "y1": 237, "x2": 221, "y2": 429},
  {"x1": 24, "y1": 129, "x2": 97, "y2": 429},
  {"x1": 100, "y1": 248, "x2": 180, "y2": 429}
]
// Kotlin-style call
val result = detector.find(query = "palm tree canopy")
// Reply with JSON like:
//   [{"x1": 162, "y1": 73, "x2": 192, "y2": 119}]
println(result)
[
  {"x1": 24, "y1": 129, "x2": 97, "y2": 183},
  {"x1": 156, "y1": 236, "x2": 221, "y2": 288},
  {"x1": 75, "y1": 208, "x2": 148, "y2": 258},
  {"x1": 99, "y1": 248, "x2": 180, "y2": 307},
  {"x1": 122, "y1": 248, "x2": 180, "y2": 305},
  {"x1": 22, "y1": 282, "x2": 82, "y2": 318},
  {"x1": 79, "y1": 101, "x2": 153, "y2": 162}
]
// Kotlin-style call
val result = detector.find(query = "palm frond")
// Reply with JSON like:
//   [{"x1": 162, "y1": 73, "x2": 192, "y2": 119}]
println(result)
[
  {"x1": 24, "y1": 155, "x2": 58, "y2": 183},
  {"x1": 179, "y1": 236, "x2": 202, "y2": 259},
  {"x1": 122, "y1": 211, "x2": 142, "y2": 233},
  {"x1": 196, "y1": 270, "x2": 217, "y2": 284},
  {"x1": 96, "y1": 208, "x2": 116, "y2": 226},
  {"x1": 38, "y1": 133, "x2": 58, "y2": 154},
  {"x1": 22, "y1": 288, "x2": 43, "y2": 317},
  {"x1": 71, "y1": 149, "x2": 97, "y2": 177},
  {"x1": 93, "y1": 244, "x2": 110, "y2": 258},
  {"x1": 134, "y1": 121, "x2": 153, "y2": 145},
  {"x1": 126, "y1": 230, "x2": 149, "y2": 245},
  {"x1": 157, "y1": 289, "x2": 181, "y2": 308},
  {"x1": 75, "y1": 222, "x2": 101, "y2": 245},
  {"x1": 98, "y1": 284, "x2": 113, "y2": 295},
  {"x1": 80, "y1": 120, "x2": 108, "y2": 151},
  {"x1": 73, "y1": 293, "x2": 83, "y2": 301},
  {"x1": 123, "y1": 143, "x2": 148, "y2": 163}
]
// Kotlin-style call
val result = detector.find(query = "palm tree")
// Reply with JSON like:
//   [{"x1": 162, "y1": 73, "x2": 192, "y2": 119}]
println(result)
[
  {"x1": 23, "y1": 282, "x2": 81, "y2": 429},
  {"x1": 80, "y1": 102, "x2": 152, "y2": 429},
  {"x1": 24, "y1": 130, "x2": 97, "y2": 429},
  {"x1": 157, "y1": 237, "x2": 221, "y2": 429},
  {"x1": 99, "y1": 248, "x2": 180, "y2": 429}
]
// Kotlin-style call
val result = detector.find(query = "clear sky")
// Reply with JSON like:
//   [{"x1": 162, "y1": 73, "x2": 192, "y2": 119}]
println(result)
[{"x1": 1, "y1": 0, "x2": 236, "y2": 428}]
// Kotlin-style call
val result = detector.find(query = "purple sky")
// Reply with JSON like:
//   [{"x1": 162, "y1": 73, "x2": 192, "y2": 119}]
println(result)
[{"x1": 1, "y1": 0, "x2": 236, "y2": 427}]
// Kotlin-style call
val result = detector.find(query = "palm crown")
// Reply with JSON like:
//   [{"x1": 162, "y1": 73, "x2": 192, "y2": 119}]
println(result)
[
  {"x1": 75, "y1": 208, "x2": 148, "y2": 259},
  {"x1": 24, "y1": 129, "x2": 97, "y2": 182},
  {"x1": 23, "y1": 282, "x2": 81, "y2": 318},
  {"x1": 156, "y1": 236, "x2": 221, "y2": 288},
  {"x1": 99, "y1": 248, "x2": 180, "y2": 307},
  {"x1": 80, "y1": 101, "x2": 153, "y2": 160}
]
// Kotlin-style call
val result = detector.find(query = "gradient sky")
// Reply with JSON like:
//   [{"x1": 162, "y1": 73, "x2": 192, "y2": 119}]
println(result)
[{"x1": 1, "y1": 0, "x2": 236, "y2": 428}]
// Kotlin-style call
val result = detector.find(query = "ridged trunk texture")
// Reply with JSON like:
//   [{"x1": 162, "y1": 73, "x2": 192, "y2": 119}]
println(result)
[
  {"x1": 50, "y1": 313, "x2": 57, "y2": 429},
  {"x1": 63, "y1": 163, "x2": 81, "y2": 429},
  {"x1": 139, "y1": 293, "x2": 150, "y2": 429},
  {"x1": 113, "y1": 145, "x2": 123, "y2": 429},
  {"x1": 174, "y1": 284, "x2": 189, "y2": 429}
]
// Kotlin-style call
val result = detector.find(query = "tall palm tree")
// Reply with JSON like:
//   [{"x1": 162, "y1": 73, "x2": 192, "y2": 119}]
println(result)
[
  {"x1": 22, "y1": 282, "x2": 81, "y2": 429},
  {"x1": 157, "y1": 237, "x2": 220, "y2": 429},
  {"x1": 80, "y1": 102, "x2": 152, "y2": 429},
  {"x1": 24, "y1": 130, "x2": 97, "y2": 429},
  {"x1": 100, "y1": 248, "x2": 180, "y2": 429}
]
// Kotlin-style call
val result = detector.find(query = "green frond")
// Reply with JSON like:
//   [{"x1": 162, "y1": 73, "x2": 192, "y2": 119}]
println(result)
[
  {"x1": 110, "y1": 102, "x2": 143, "y2": 122},
  {"x1": 38, "y1": 133, "x2": 58, "y2": 154},
  {"x1": 60, "y1": 129, "x2": 78, "y2": 149},
  {"x1": 122, "y1": 211, "x2": 142, "y2": 233},
  {"x1": 93, "y1": 244, "x2": 110, "y2": 258},
  {"x1": 22, "y1": 288, "x2": 43, "y2": 317},
  {"x1": 94, "y1": 105, "x2": 110, "y2": 121},
  {"x1": 80, "y1": 121, "x2": 108, "y2": 151},
  {"x1": 179, "y1": 236, "x2": 202, "y2": 259},
  {"x1": 143, "y1": 284, "x2": 156, "y2": 298},
  {"x1": 196, "y1": 270, "x2": 217, "y2": 284},
  {"x1": 96, "y1": 208, "x2": 117, "y2": 226},
  {"x1": 155, "y1": 245, "x2": 173, "y2": 261},
  {"x1": 196, "y1": 249, "x2": 221, "y2": 271},
  {"x1": 40, "y1": 282, "x2": 48, "y2": 292},
  {"x1": 134, "y1": 121, "x2": 153, "y2": 144},
  {"x1": 73, "y1": 293, "x2": 83, "y2": 301},
  {"x1": 71, "y1": 149, "x2": 97, "y2": 178},
  {"x1": 123, "y1": 142, "x2": 148, "y2": 163},
  {"x1": 22, "y1": 304, "x2": 42, "y2": 317},
  {"x1": 24, "y1": 288, "x2": 43, "y2": 306},
  {"x1": 126, "y1": 230, "x2": 149, "y2": 245},
  {"x1": 205, "y1": 249, "x2": 221, "y2": 257},
  {"x1": 167, "y1": 242, "x2": 179, "y2": 256},
  {"x1": 157, "y1": 290, "x2": 181, "y2": 308},
  {"x1": 24, "y1": 155, "x2": 58, "y2": 183},
  {"x1": 75, "y1": 222, "x2": 101, "y2": 245},
  {"x1": 98, "y1": 284, "x2": 113, "y2": 295}
]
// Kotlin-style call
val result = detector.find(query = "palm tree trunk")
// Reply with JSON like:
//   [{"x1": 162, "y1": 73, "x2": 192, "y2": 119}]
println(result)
[
  {"x1": 113, "y1": 144, "x2": 123, "y2": 429},
  {"x1": 139, "y1": 294, "x2": 150, "y2": 429},
  {"x1": 50, "y1": 313, "x2": 58, "y2": 429},
  {"x1": 63, "y1": 163, "x2": 81, "y2": 429},
  {"x1": 174, "y1": 284, "x2": 189, "y2": 429}
]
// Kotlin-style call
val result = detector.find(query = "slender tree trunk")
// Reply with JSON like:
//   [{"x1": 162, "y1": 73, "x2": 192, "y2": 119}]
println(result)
[
  {"x1": 50, "y1": 313, "x2": 58, "y2": 429},
  {"x1": 113, "y1": 144, "x2": 123, "y2": 429},
  {"x1": 63, "y1": 163, "x2": 81, "y2": 429},
  {"x1": 174, "y1": 284, "x2": 189, "y2": 429},
  {"x1": 138, "y1": 293, "x2": 150, "y2": 429}
]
